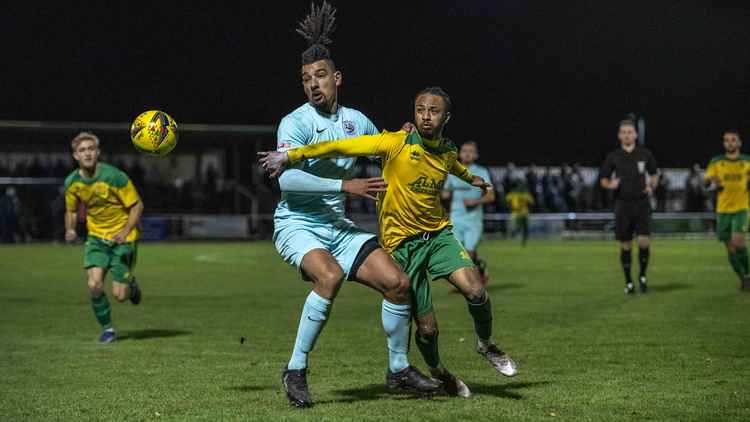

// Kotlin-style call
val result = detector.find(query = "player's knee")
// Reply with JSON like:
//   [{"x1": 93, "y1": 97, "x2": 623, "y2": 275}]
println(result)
[
  {"x1": 87, "y1": 277, "x2": 103, "y2": 294},
  {"x1": 384, "y1": 272, "x2": 410, "y2": 302},
  {"x1": 314, "y1": 268, "x2": 345, "y2": 296},
  {"x1": 466, "y1": 286, "x2": 488, "y2": 304},
  {"x1": 417, "y1": 326, "x2": 438, "y2": 341},
  {"x1": 416, "y1": 320, "x2": 438, "y2": 338},
  {"x1": 113, "y1": 291, "x2": 129, "y2": 303}
]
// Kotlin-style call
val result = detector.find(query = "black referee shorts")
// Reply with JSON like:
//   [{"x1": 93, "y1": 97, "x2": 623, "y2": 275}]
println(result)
[{"x1": 614, "y1": 199, "x2": 652, "y2": 241}]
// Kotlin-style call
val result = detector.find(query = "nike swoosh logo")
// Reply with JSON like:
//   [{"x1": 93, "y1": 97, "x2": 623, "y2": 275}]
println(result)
[
  {"x1": 307, "y1": 316, "x2": 325, "y2": 322},
  {"x1": 315, "y1": 128, "x2": 327, "y2": 134}
]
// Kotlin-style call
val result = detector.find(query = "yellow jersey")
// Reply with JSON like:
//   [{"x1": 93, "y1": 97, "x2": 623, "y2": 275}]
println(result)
[
  {"x1": 64, "y1": 163, "x2": 141, "y2": 242},
  {"x1": 287, "y1": 130, "x2": 475, "y2": 252},
  {"x1": 705, "y1": 154, "x2": 750, "y2": 213},
  {"x1": 506, "y1": 191, "x2": 534, "y2": 216}
]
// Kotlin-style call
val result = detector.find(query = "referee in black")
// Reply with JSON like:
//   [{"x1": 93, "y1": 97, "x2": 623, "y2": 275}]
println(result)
[{"x1": 600, "y1": 119, "x2": 659, "y2": 294}]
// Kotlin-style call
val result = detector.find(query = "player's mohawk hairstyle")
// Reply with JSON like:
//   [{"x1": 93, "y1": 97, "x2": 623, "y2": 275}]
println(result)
[{"x1": 296, "y1": 1, "x2": 338, "y2": 66}]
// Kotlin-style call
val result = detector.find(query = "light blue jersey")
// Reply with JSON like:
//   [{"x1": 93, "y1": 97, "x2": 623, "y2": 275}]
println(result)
[
  {"x1": 444, "y1": 163, "x2": 491, "y2": 251},
  {"x1": 275, "y1": 103, "x2": 378, "y2": 225},
  {"x1": 273, "y1": 103, "x2": 379, "y2": 277},
  {"x1": 445, "y1": 163, "x2": 492, "y2": 224}
]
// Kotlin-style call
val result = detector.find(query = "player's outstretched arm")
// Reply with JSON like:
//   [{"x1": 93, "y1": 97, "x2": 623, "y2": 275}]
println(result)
[
  {"x1": 278, "y1": 169, "x2": 387, "y2": 200},
  {"x1": 259, "y1": 132, "x2": 397, "y2": 177},
  {"x1": 285, "y1": 134, "x2": 387, "y2": 162},
  {"x1": 278, "y1": 169, "x2": 344, "y2": 193}
]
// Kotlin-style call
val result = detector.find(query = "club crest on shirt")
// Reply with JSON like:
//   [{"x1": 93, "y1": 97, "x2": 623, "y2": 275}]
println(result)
[
  {"x1": 637, "y1": 161, "x2": 645, "y2": 174},
  {"x1": 343, "y1": 120, "x2": 356, "y2": 135},
  {"x1": 410, "y1": 150, "x2": 421, "y2": 161}
]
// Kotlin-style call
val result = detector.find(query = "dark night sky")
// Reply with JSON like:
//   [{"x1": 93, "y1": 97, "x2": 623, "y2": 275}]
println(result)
[{"x1": 2, "y1": 1, "x2": 749, "y2": 166}]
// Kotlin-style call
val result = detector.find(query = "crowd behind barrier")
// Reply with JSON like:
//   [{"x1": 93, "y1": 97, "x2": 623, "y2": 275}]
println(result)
[{"x1": 0, "y1": 155, "x2": 717, "y2": 243}]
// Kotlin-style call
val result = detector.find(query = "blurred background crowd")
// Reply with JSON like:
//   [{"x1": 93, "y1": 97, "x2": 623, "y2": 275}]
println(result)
[{"x1": 0, "y1": 153, "x2": 717, "y2": 243}]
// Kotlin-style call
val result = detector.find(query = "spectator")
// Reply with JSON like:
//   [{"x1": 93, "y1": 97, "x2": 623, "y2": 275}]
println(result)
[
  {"x1": 0, "y1": 187, "x2": 21, "y2": 243},
  {"x1": 526, "y1": 164, "x2": 544, "y2": 212},
  {"x1": 685, "y1": 164, "x2": 706, "y2": 212},
  {"x1": 543, "y1": 167, "x2": 567, "y2": 212},
  {"x1": 562, "y1": 163, "x2": 584, "y2": 211},
  {"x1": 49, "y1": 186, "x2": 66, "y2": 242},
  {"x1": 53, "y1": 158, "x2": 70, "y2": 177},
  {"x1": 654, "y1": 173, "x2": 669, "y2": 212},
  {"x1": 503, "y1": 162, "x2": 524, "y2": 194},
  {"x1": 130, "y1": 159, "x2": 146, "y2": 189}
]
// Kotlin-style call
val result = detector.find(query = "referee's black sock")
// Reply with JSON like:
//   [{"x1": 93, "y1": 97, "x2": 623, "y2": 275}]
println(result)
[
  {"x1": 620, "y1": 249, "x2": 633, "y2": 285},
  {"x1": 638, "y1": 247, "x2": 650, "y2": 279}
]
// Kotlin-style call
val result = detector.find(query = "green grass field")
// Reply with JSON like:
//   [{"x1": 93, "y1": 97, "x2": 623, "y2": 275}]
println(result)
[{"x1": 1, "y1": 239, "x2": 749, "y2": 421}]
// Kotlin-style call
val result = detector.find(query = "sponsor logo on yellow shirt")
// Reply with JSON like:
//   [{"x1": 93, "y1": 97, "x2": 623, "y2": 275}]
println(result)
[{"x1": 408, "y1": 175, "x2": 444, "y2": 195}]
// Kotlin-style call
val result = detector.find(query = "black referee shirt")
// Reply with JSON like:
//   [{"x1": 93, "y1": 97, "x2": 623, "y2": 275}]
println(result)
[{"x1": 600, "y1": 146, "x2": 658, "y2": 201}]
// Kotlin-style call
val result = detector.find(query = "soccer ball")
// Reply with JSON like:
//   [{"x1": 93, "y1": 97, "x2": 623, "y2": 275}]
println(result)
[{"x1": 130, "y1": 110, "x2": 178, "y2": 155}]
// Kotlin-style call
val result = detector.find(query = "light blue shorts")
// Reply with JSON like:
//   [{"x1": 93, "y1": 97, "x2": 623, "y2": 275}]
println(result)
[
  {"x1": 452, "y1": 220, "x2": 483, "y2": 252},
  {"x1": 274, "y1": 220, "x2": 376, "y2": 279}
]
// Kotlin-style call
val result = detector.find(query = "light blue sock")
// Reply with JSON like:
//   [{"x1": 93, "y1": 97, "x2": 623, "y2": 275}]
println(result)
[
  {"x1": 382, "y1": 300, "x2": 411, "y2": 373},
  {"x1": 288, "y1": 291, "x2": 332, "y2": 370}
]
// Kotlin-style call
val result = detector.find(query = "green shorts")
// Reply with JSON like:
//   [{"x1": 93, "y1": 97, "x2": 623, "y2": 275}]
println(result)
[
  {"x1": 717, "y1": 210, "x2": 749, "y2": 242},
  {"x1": 84, "y1": 236, "x2": 138, "y2": 283},
  {"x1": 392, "y1": 227, "x2": 475, "y2": 318},
  {"x1": 512, "y1": 214, "x2": 529, "y2": 230}
]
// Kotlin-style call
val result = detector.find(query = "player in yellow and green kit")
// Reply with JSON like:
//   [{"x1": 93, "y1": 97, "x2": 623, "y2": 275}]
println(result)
[
  {"x1": 506, "y1": 184, "x2": 534, "y2": 246},
  {"x1": 64, "y1": 132, "x2": 145, "y2": 343},
  {"x1": 705, "y1": 129, "x2": 750, "y2": 291},
  {"x1": 260, "y1": 87, "x2": 518, "y2": 397}
]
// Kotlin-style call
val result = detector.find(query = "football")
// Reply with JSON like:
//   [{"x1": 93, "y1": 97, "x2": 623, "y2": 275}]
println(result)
[{"x1": 130, "y1": 110, "x2": 178, "y2": 155}]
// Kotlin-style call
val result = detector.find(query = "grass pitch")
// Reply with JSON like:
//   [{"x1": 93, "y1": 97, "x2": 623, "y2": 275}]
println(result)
[{"x1": 1, "y1": 239, "x2": 749, "y2": 421}]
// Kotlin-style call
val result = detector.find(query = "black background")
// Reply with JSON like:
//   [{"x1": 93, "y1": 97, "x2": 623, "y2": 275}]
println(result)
[{"x1": 3, "y1": 1, "x2": 748, "y2": 166}]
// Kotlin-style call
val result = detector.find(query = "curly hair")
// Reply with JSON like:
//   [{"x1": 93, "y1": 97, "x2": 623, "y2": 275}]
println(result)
[{"x1": 415, "y1": 87, "x2": 452, "y2": 113}]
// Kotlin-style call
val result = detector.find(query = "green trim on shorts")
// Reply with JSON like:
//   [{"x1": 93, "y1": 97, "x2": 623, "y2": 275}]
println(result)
[
  {"x1": 716, "y1": 210, "x2": 749, "y2": 242},
  {"x1": 84, "y1": 235, "x2": 138, "y2": 283},
  {"x1": 392, "y1": 227, "x2": 475, "y2": 318}
]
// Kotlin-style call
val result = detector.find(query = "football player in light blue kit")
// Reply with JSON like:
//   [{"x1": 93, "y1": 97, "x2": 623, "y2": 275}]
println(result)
[
  {"x1": 270, "y1": 2, "x2": 439, "y2": 408},
  {"x1": 442, "y1": 141, "x2": 495, "y2": 284}
]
